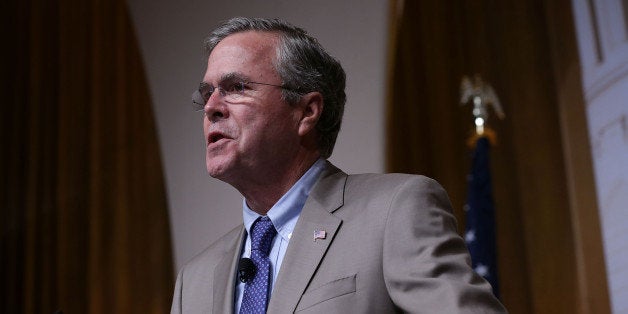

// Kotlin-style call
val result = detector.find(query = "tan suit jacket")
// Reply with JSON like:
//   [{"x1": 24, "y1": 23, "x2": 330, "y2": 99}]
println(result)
[{"x1": 171, "y1": 162, "x2": 506, "y2": 313}]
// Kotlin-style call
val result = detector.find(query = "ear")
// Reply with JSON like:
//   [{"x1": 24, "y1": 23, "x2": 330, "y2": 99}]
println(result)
[{"x1": 297, "y1": 92, "x2": 323, "y2": 136}]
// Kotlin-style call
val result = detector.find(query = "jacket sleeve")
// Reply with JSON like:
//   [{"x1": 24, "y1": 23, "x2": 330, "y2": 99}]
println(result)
[
  {"x1": 382, "y1": 176, "x2": 507, "y2": 313},
  {"x1": 170, "y1": 268, "x2": 183, "y2": 314}
]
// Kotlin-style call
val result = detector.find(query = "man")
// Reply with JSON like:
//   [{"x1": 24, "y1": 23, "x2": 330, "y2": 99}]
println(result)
[{"x1": 171, "y1": 17, "x2": 506, "y2": 314}]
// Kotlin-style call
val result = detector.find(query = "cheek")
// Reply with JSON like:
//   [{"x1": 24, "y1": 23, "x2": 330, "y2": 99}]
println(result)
[
  {"x1": 261, "y1": 115, "x2": 300, "y2": 145},
  {"x1": 234, "y1": 103, "x2": 298, "y2": 145},
  {"x1": 203, "y1": 118, "x2": 209, "y2": 139}
]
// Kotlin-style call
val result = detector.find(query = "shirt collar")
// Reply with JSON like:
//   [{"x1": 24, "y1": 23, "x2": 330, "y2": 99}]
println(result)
[{"x1": 242, "y1": 158, "x2": 327, "y2": 242}]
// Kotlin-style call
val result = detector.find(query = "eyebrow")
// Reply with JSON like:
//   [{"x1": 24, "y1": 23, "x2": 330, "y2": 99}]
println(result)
[
  {"x1": 218, "y1": 72, "x2": 251, "y2": 85},
  {"x1": 201, "y1": 72, "x2": 252, "y2": 88}
]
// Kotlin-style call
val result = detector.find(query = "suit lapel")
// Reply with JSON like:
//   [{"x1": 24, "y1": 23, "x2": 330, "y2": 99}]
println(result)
[
  {"x1": 267, "y1": 162, "x2": 347, "y2": 313},
  {"x1": 213, "y1": 227, "x2": 245, "y2": 314}
]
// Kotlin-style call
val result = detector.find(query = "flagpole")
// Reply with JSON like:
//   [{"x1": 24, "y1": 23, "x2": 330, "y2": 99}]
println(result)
[
  {"x1": 460, "y1": 74, "x2": 504, "y2": 299},
  {"x1": 459, "y1": 74, "x2": 504, "y2": 147}
]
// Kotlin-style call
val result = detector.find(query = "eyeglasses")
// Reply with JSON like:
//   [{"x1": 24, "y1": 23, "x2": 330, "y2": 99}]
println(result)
[{"x1": 191, "y1": 81, "x2": 288, "y2": 112}]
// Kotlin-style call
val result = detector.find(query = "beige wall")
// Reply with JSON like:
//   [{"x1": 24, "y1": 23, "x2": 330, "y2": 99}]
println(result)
[
  {"x1": 572, "y1": 0, "x2": 628, "y2": 312},
  {"x1": 127, "y1": 1, "x2": 389, "y2": 271}
]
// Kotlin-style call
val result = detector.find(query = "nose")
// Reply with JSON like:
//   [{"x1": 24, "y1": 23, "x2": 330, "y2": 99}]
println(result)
[{"x1": 204, "y1": 91, "x2": 229, "y2": 121}]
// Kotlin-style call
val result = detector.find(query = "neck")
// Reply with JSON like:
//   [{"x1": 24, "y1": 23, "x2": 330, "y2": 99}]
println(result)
[{"x1": 238, "y1": 153, "x2": 321, "y2": 215}]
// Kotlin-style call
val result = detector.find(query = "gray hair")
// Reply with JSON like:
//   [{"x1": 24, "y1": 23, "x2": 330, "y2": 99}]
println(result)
[{"x1": 204, "y1": 17, "x2": 346, "y2": 159}]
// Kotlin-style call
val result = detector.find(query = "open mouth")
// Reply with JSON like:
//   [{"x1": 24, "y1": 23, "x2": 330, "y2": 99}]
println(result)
[
  {"x1": 209, "y1": 133, "x2": 225, "y2": 144},
  {"x1": 207, "y1": 131, "x2": 229, "y2": 146}
]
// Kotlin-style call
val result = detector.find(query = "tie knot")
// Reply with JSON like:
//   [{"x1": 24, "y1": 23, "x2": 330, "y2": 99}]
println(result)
[{"x1": 250, "y1": 217, "x2": 277, "y2": 256}]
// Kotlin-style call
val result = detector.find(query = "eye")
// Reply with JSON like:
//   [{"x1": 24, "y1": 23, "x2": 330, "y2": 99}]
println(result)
[{"x1": 225, "y1": 82, "x2": 246, "y2": 93}]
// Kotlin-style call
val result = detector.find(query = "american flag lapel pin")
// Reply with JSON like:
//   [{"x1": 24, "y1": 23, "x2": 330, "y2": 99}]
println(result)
[{"x1": 314, "y1": 230, "x2": 326, "y2": 242}]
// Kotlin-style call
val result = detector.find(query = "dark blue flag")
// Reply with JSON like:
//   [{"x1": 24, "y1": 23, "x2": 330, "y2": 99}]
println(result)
[{"x1": 464, "y1": 136, "x2": 500, "y2": 299}]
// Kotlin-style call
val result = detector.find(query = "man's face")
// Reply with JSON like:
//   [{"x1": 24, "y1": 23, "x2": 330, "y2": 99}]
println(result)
[{"x1": 201, "y1": 31, "x2": 303, "y2": 185}]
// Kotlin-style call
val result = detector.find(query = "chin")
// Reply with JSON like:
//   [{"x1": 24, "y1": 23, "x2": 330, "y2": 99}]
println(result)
[
  {"x1": 206, "y1": 155, "x2": 234, "y2": 180},
  {"x1": 206, "y1": 163, "x2": 224, "y2": 179}
]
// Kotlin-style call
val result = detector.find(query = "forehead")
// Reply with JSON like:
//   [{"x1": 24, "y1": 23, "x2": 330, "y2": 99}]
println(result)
[{"x1": 204, "y1": 31, "x2": 281, "y2": 83}]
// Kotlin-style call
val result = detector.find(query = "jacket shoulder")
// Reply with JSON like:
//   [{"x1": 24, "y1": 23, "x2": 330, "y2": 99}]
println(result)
[
  {"x1": 346, "y1": 172, "x2": 446, "y2": 195},
  {"x1": 180, "y1": 224, "x2": 243, "y2": 272}
]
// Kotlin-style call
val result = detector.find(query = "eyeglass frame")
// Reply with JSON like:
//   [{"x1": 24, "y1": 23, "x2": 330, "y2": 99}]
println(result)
[{"x1": 191, "y1": 80, "x2": 297, "y2": 112}]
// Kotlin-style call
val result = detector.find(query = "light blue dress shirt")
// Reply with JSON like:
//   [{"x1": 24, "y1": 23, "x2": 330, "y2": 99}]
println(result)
[{"x1": 234, "y1": 159, "x2": 327, "y2": 313}]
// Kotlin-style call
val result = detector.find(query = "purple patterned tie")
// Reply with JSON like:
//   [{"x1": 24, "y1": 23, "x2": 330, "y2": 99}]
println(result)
[{"x1": 240, "y1": 217, "x2": 277, "y2": 314}]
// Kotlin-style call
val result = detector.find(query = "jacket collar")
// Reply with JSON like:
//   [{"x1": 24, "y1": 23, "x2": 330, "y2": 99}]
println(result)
[{"x1": 267, "y1": 161, "x2": 347, "y2": 313}]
